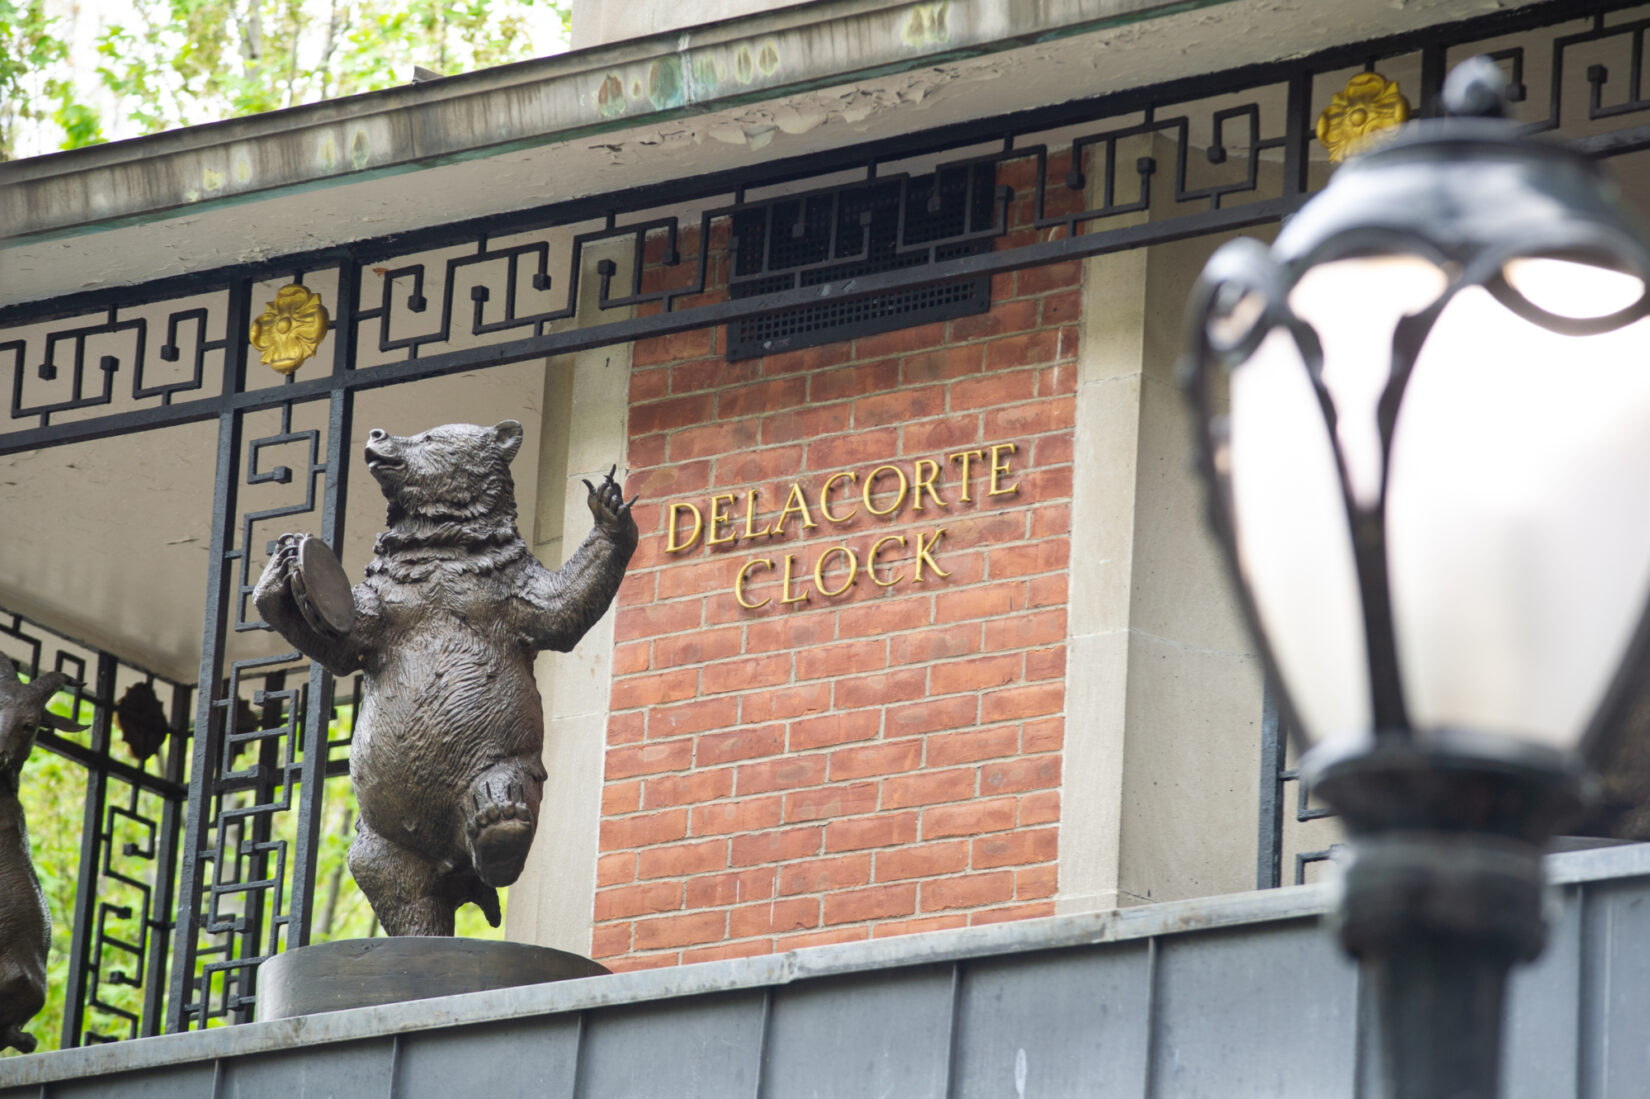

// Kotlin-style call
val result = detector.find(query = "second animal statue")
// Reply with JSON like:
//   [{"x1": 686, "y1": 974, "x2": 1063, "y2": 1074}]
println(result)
[{"x1": 255, "y1": 420, "x2": 637, "y2": 936}]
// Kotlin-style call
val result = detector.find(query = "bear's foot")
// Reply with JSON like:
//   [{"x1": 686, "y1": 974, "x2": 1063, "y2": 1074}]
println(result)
[
  {"x1": 2, "y1": 1025, "x2": 36, "y2": 1054},
  {"x1": 467, "y1": 782, "x2": 534, "y2": 887}
]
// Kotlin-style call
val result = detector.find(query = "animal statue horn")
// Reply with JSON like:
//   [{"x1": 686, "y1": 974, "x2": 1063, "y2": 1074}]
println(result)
[
  {"x1": 0, "y1": 661, "x2": 86, "y2": 1054},
  {"x1": 254, "y1": 421, "x2": 637, "y2": 936}
]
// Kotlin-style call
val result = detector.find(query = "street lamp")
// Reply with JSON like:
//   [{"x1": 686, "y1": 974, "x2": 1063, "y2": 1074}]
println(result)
[{"x1": 1183, "y1": 57, "x2": 1650, "y2": 1099}]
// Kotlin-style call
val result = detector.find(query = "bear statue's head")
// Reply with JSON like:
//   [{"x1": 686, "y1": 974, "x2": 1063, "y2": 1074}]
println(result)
[{"x1": 364, "y1": 420, "x2": 524, "y2": 525}]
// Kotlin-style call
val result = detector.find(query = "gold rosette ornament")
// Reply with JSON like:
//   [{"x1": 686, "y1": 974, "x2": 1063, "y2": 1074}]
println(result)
[
  {"x1": 1317, "y1": 72, "x2": 1412, "y2": 164},
  {"x1": 250, "y1": 285, "x2": 331, "y2": 375}
]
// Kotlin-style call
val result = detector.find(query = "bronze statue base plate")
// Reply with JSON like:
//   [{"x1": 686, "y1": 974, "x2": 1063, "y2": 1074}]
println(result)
[{"x1": 253, "y1": 937, "x2": 609, "y2": 1021}]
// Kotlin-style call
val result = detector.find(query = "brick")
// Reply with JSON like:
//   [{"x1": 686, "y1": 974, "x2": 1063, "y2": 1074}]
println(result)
[
  {"x1": 986, "y1": 395, "x2": 1076, "y2": 437},
  {"x1": 603, "y1": 780, "x2": 642, "y2": 815},
  {"x1": 614, "y1": 599, "x2": 703, "y2": 643},
  {"x1": 1037, "y1": 362, "x2": 1077, "y2": 397},
  {"x1": 600, "y1": 809, "x2": 690, "y2": 850},
  {"x1": 746, "y1": 612, "x2": 836, "y2": 654},
  {"x1": 1017, "y1": 864, "x2": 1059, "y2": 900},
  {"x1": 951, "y1": 368, "x2": 1038, "y2": 411},
  {"x1": 884, "y1": 768, "x2": 976, "y2": 809},
  {"x1": 823, "y1": 883, "x2": 917, "y2": 925},
  {"x1": 607, "y1": 711, "x2": 645, "y2": 745},
  {"x1": 762, "y1": 341, "x2": 852, "y2": 378},
  {"x1": 738, "y1": 755, "x2": 827, "y2": 795},
  {"x1": 1021, "y1": 715, "x2": 1063, "y2": 751},
  {"x1": 809, "y1": 361, "x2": 887, "y2": 403},
  {"x1": 1018, "y1": 790, "x2": 1060, "y2": 826},
  {"x1": 642, "y1": 768, "x2": 735, "y2": 810},
  {"x1": 971, "y1": 901, "x2": 1055, "y2": 926},
  {"x1": 742, "y1": 682, "x2": 832, "y2": 723},
  {"x1": 632, "y1": 327, "x2": 713, "y2": 367},
  {"x1": 972, "y1": 827, "x2": 1058, "y2": 869},
  {"x1": 1027, "y1": 574, "x2": 1067, "y2": 608},
  {"x1": 902, "y1": 415, "x2": 982, "y2": 455},
  {"x1": 889, "y1": 624, "x2": 980, "y2": 666},
  {"x1": 604, "y1": 953, "x2": 680, "y2": 973},
  {"x1": 901, "y1": 344, "x2": 984, "y2": 385},
  {"x1": 629, "y1": 433, "x2": 667, "y2": 468},
  {"x1": 719, "y1": 376, "x2": 808, "y2": 420},
  {"x1": 855, "y1": 323, "x2": 943, "y2": 359},
  {"x1": 1024, "y1": 648, "x2": 1066, "y2": 684},
  {"x1": 777, "y1": 854, "x2": 873, "y2": 896},
  {"x1": 829, "y1": 739, "x2": 922, "y2": 782},
  {"x1": 825, "y1": 811, "x2": 918, "y2": 852},
  {"x1": 885, "y1": 695, "x2": 977, "y2": 738},
  {"x1": 633, "y1": 910, "x2": 727, "y2": 951},
  {"x1": 796, "y1": 638, "x2": 886, "y2": 681},
  {"x1": 613, "y1": 641, "x2": 651, "y2": 677},
  {"x1": 921, "y1": 871, "x2": 1015, "y2": 912},
  {"x1": 685, "y1": 867, "x2": 776, "y2": 907},
  {"x1": 927, "y1": 726, "x2": 1019, "y2": 767},
  {"x1": 630, "y1": 366, "x2": 670, "y2": 403},
  {"x1": 606, "y1": 740, "x2": 692, "y2": 780},
  {"x1": 788, "y1": 709, "x2": 881, "y2": 751},
  {"x1": 763, "y1": 402, "x2": 852, "y2": 445},
  {"x1": 988, "y1": 538, "x2": 1068, "y2": 581},
  {"x1": 683, "y1": 940, "x2": 775, "y2": 964},
  {"x1": 985, "y1": 330, "x2": 1060, "y2": 371},
  {"x1": 924, "y1": 798, "x2": 1016, "y2": 840},
  {"x1": 646, "y1": 697, "x2": 738, "y2": 741},
  {"x1": 652, "y1": 625, "x2": 743, "y2": 669},
  {"x1": 982, "y1": 754, "x2": 1062, "y2": 794},
  {"x1": 594, "y1": 880, "x2": 682, "y2": 921},
  {"x1": 629, "y1": 392, "x2": 715, "y2": 436},
  {"x1": 670, "y1": 418, "x2": 761, "y2": 462},
  {"x1": 807, "y1": 426, "x2": 901, "y2": 470},
  {"x1": 1041, "y1": 288, "x2": 1082, "y2": 326},
  {"x1": 591, "y1": 922, "x2": 632, "y2": 957},
  {"x1": 620, "y1": 668, "x2": 701, "y2": 709},
  {"x1": 838, "y1": 597, "x2": 931, "y2": 639},
  {"x1": 853, "y1": 386, "x2": 946, "y2": 430},
  {"x1": 934, "y1": 583, "x2": 1027, "y2": 624},
  {"x1": 875, "y1": 841, "x2": 969, "y2": 882},
  {"x1": 1018, "y1": 260, "x2": 1082, "y2": 295},
  {"x1": 730, "y1": 897, "x2": 820, "y2": 938},
  {"x1": 671, "y1": 355, "x2": 756, "y2": 394},
  {"x1": 690, "y1": 795, "x2": 785, "y2": 836},
  {"x1": 981, "y1": 684, "x2": 1063, "y2": 724},
  {"x1": 717, "y1": 445, "x2": 804, "y2": 486},
  {"x1": 637, "y1": 838, "x2": 729, "y2": 879},
  {"x1": 697, "y1": 724, "x2": 786, "y2": 766},
  {"x1": 730, "y1": 825, "x2": 824, "y2": 866},
  {"x1": 785, "y1": 781, "x2": 879, "y2": 823},
  {"x1": 873, "y1": 914, "x2": 970, "y2": 938},
  {"x1": 931, "y1": 654, "x2": 1020, "y2": 696},
  {"x1": 777, "y1": 927, "x2": 869, "y2": 951},
  {"x1": 597, "y1": 851, "x2": 635, "y2": 887},
  {"x1": 949, "y1": 299, "x2": 1038, "y2": 342},
  {"x1": 834, "y1": 668, "x2": 927, "y2": 710},
  {"x1": 983, "y1": 609, "x2": 1067, "y2": 652},
  {"x1": 702, "y1": 653, "x2": 792, "y2": 696}
]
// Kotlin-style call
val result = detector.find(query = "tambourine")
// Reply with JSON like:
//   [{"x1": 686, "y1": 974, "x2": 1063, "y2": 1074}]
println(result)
[{"x1": 289, "y1": 535, "x2": 355, "y2": 639}]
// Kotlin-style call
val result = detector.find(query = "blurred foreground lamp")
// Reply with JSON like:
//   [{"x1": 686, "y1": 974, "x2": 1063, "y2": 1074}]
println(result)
[{"x1": 1184, "y1": 58, "x2": 1650, "y2": 1099}]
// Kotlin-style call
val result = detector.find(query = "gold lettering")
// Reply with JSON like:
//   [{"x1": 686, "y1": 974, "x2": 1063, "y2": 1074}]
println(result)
[
  {"x1": 707, "y1": 493, "x2": 737, "y2": 546},
  {"x1": 914, "y1": 528, "x2": 950, "y2": 582},
  {"x1": 813, "y1": 545, "x2": 859, "y2": 598},
  {"x1": 988, "y1": 442, "x2": 1020, "y2": 497},
  {"x1": 862, "y1": 464, "x2": 909, "y2": 517},
  {"x1": 912, "y1": 458, "x2": 947, "y2": 512},
  {"x1": 780, "y1": 554, "x2": 810, "y2": 604},
  {"x1": 666, "y1": 501, "x2": 703, "y2": 553},
  {"x1": 741, "y1": 489, "x2": 767, "y2": 540},
  {"x1": 736, "y1": 558, "x2": 774, "y2": 609},
  {"x1": 949, "y1": 449, "x2": 985, "y2": 502},
  {"x1": 819, "y1": 471, "x2": 859, "y2": 524},
  {"x1": 770, "y1": 482, "x2": 819, "y2": 538},
  {"x1": 868, "y1": 535, "x2": 906, "y2": 588}
]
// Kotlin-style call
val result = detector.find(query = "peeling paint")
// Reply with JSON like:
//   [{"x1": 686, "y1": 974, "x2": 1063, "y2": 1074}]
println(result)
[
  {"x1": 757, "y1": 39, "x2": 780, "y2": 77},
  {"x1": 904, "y1": 2, "x2": 951, "y2": 47},
  {"x1": 648, "y1": 57, "x2": 685, "y2": 109},
  {"x1": 350, "y1": 132, "x2": 370, "y2": 169},
  {"x1": 234, "y1": 155, "x2": 252, "y2": 184},
  {"x1": 735, "y1": 46, "x2": 754, "y2": 85},
  {"x1": 202, "y1": 167, "x2": 225, "y2": 193},
  {"x1": 596, "y1": 73, "x2": 625, "y2": 118},
  {"x1": 319, "y1": 135, "x2": 338, "y2": 171}
]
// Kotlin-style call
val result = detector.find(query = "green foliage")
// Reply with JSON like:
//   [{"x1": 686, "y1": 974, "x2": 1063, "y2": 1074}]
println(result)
[
  {"x1": 2, "y1": 0, "x2": 569, "y2": 160},
  {"x1": 4, "y1": 689, "x2": 502, "y2": 1055}
]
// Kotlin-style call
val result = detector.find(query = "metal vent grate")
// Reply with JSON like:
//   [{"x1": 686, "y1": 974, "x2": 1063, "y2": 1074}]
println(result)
[{"x1": 726, "y1": 162, "x2": 999, "y2": 361}]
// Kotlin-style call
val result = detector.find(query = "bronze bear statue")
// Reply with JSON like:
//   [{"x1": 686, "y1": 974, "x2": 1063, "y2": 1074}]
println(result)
[
  {"x1": 0, "y1": 663, "x2": 85, "y2": 1053},
  {"x1": 254, "y1": 420, "x2": 636, "y2": 936}
]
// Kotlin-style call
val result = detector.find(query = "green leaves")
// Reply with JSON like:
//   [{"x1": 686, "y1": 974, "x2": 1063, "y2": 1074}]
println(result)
[{"x1": 1, "y1": 0, "x2": 569, "y2": 160}]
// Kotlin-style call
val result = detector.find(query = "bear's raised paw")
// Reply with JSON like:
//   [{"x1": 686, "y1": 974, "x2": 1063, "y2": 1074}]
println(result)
[{"x1": 466, "y1": 781, "x2": 534, "y2": 887}]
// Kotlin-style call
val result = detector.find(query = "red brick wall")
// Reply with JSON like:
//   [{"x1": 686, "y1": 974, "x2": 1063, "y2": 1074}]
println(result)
[{"x1": 595, "y1": 212, "x2": 1080, "y2": 970}]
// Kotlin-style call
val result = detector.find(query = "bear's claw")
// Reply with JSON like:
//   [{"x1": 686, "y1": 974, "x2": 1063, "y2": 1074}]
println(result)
[{"x1": 466, "y1": 784, "x2": 534, "y2": 887}]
